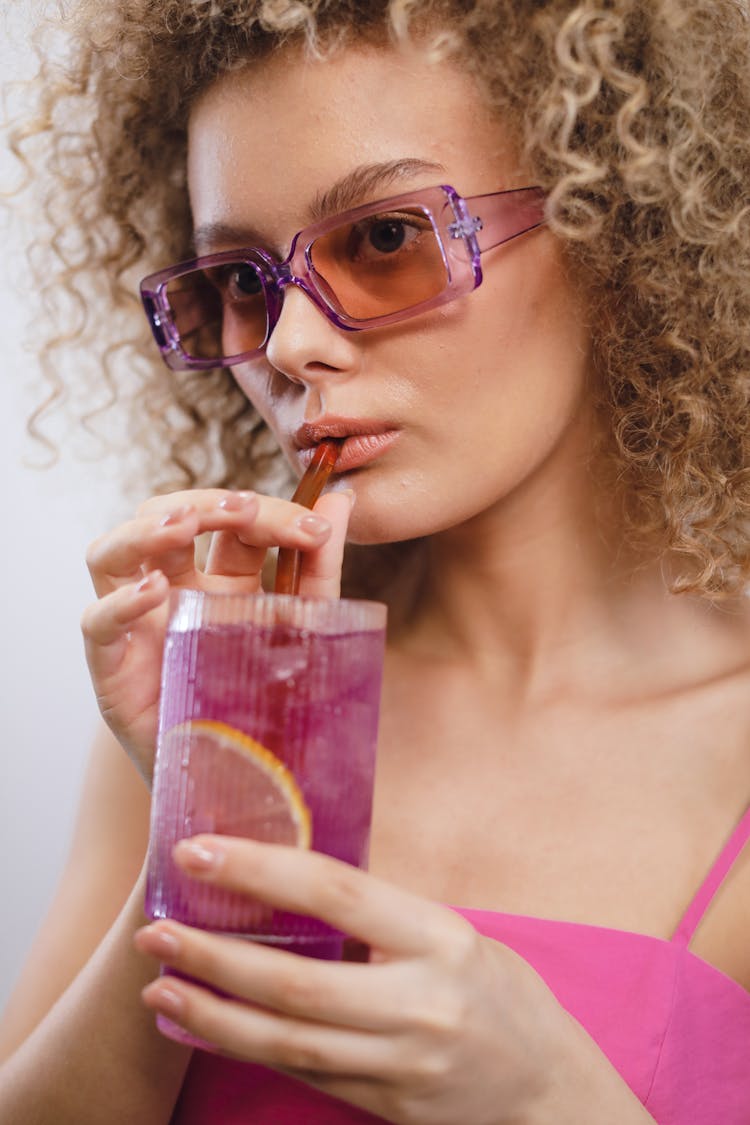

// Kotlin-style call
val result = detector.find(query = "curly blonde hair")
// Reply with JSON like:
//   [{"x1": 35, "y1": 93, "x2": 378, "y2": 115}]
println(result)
[{"x1": 11, "y1": 0, "x2": 750, "y2": 597}]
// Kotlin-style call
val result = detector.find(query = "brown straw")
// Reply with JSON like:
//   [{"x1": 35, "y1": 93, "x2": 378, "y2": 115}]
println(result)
[{"x1": 274, "y1": 440, "x2": 340, "y2": 595}]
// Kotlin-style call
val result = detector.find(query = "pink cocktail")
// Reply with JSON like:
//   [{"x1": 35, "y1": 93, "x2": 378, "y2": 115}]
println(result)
[{"x1": 145, "y1": 590, "x2": 386, "y2": 949}]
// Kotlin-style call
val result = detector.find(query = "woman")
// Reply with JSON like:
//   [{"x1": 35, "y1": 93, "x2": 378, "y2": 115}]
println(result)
[{"x1": 2, "y1": 1, "x2": 750, "y2": 1122}]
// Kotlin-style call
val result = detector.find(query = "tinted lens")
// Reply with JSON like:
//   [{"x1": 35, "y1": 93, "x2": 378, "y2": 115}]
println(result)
[
  {"x1": 164, "y1": 260, "x2": 268, "y2": 361},
  {"x1": 309, "y1": 207, "x2": 449, "y2": 320}
]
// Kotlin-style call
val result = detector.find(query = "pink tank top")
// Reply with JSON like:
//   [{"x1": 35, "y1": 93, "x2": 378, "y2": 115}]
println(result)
[{"x1": 171, "y1": 808, "x2": 750, "y2": 1124}]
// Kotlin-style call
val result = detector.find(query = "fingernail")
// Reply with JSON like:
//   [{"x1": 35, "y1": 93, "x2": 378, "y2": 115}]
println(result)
[
  {"x1": 218, "y1": 491, "x2": 257, "y2": 512},
  {"x1": 157, "y1": 1016, "x2": 202, "y2": 1047},
  {"x1": 340, "y1": 488, "x2": 356, "y2": 510},
  {"x1": 138, "y1": 925, "x2": 181, "y2": 957},
  {"x1": 145, "y1": 984, "x2": 184, "y2": 1019},
  {"x1": 296, "y1": 513, "x2": 332, "y2": 538},
  {"x1": 160, "y1": 505, "x2": 194, "y2": 527},
  {"x1": 174, "y1": 839, "x2": 224, "y2": 871},
  {"x1": 136, "y1": 570, "x2": 162, "y2": 593}
]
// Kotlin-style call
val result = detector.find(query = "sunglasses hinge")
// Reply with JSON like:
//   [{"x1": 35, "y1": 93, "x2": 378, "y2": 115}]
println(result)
[{"x1": 447, "y1": 214, "x2": 483, "y2": 240}]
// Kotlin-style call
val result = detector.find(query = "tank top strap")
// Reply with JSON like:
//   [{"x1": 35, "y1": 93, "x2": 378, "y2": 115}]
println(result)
[{"x1": 672, "y1": 804, "x2": 750, "y2": 946}]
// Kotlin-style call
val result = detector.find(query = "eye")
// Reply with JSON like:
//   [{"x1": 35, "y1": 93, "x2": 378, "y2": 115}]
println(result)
[
  {"x1": 348, "y1": 212, "x2": 432, "y2": 262},
  {"x1": 368, "y1": 219, "x2": 411, "y2": 253},
  {"x1": 206, "y1": 262, "x2": 265, "y2": 300},
  {"x1": 227, "y1": 264, "x2": 264, "y2": 299}
]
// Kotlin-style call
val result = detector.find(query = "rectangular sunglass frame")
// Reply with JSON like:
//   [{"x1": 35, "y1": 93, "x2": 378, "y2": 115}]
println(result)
[{"x1": 140, "y1": 183, "x2": 547, "y2": 372}]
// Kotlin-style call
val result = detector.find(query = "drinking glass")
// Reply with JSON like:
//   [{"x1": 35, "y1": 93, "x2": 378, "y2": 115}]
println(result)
[{"x1": 145, "y1": 589, "x2": 387, "y2": 951}]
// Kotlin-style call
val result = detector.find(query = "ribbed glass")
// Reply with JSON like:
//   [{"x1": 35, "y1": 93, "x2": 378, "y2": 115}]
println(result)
[{"x1": 145, "y1": 591, "x2": 386, "y2": 948}]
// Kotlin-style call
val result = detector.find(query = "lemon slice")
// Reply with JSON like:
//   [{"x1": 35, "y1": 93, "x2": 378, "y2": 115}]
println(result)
[{"x1": 164, "y1": 719, "x2": 311, "y2": 848}]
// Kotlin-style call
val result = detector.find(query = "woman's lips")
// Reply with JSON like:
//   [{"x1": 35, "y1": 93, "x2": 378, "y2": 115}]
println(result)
[
  {"x1": 298, "y1": 430, "x2": 400, "y2": 472},
  {"x1": 333, "y1": 430, "x2": 400, "y2": 471}
]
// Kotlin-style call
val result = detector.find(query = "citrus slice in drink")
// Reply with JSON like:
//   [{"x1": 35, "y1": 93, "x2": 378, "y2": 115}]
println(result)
[{"x1": 164, "y1": 719, "x2": 312, "y2": 849}]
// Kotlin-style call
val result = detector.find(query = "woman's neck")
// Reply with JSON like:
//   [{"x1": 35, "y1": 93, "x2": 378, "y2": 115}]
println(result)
[{"x1": 393, "y1": 459, "x2": 750, "y2": 706}]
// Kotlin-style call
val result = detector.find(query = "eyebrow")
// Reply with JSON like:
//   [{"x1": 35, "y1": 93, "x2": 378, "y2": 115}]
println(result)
[
  {"x1": 191, "y1": 157, "x2": 445, "y2": 254},
  {"x1": 309, "y1": 158, "x2": 445, "y2": 220}
]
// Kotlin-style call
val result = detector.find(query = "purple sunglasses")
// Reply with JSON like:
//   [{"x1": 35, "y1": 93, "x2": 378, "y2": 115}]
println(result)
[{"x1": 140, "y1": 184, "x2": 546, "y2": 371}]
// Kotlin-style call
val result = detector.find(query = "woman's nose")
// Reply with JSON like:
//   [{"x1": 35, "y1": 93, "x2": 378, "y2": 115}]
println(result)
[{"x1": 264, "y1": 282, "x2": 361, "y2": 388}]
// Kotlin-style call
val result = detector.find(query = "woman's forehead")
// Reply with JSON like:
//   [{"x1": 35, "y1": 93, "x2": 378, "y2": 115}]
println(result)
[{"x1": 187, "y1": 44, "x2": 521, "y2": 237}]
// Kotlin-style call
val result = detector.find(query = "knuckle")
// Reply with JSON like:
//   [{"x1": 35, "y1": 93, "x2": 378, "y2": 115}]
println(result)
[
  {"x1": 411, "y1": 1046, "x2": 452, "y2": 1085},
  {"x1": 434, "y1": 914, "x2": 478, "y2": 966},
  {"x1": 275, "y1": 1027, "x2": 329, "y2": 1073},
  {"x1": 274, "y1": 965, "x2": 323, "y2": 1012},
  {"x1": 79, "y1": 602, "x2": 97, "y2": 637},
  {"x1": 405, "y1": 973, "x2": 468, "y2": 1040},
  {"x1": 315, "y1": 861, "x2": 366, "y2": 915},
  {"x1": 85, "y1": 535, "x2": 108, "y2": 573}
]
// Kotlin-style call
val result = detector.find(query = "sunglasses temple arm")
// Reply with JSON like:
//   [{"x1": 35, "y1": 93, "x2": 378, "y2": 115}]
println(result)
[{"x1": 469, "y1": 188, "x2": 547, "y2": 253}]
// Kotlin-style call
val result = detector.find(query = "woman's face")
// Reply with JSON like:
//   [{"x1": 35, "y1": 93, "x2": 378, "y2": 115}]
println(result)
[{"x1": 188, "y1": 44, "x2": 594, "y2": 544}]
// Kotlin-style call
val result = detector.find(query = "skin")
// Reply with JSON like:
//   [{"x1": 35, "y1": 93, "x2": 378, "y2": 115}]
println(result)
[
  {"x1": 187, "y1": 46, "x2": 594, "y2": 549},
  {"x1": 2, "y1": 40, "x2": 750, "y2": 1125}
]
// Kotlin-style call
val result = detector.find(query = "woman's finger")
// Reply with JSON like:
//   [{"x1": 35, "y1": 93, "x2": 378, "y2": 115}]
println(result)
[
  {"x1": 135, "y1": 920, "x2": 409, "y2": 1031},
  {"x1": 141, "y1": 973, "x2": 397, "y2": 1079},
  {"x1": 81, "y1": 571, "x2": 169, "y2": 647},
  {"x1": 202, "y1": 492, "x2": 267, "y2": 580},
  {"x1": 201, "y1": 530, "x2": 266, "y2": 584},
  {"x1": 136, "y1": 489, "x2": 251, "y2": 519},
  {"x1": 199, "y1": 489, "x2": 343, "y2": 585},
  {"x1": 86, "y1": 506, "x2": 202, "y2": 596},
  {"x1": 203, "y1": 490, "x2": 349, "y2": 586},
  {"x1": 137, "y1": 489, "x2": 334, "y2": 553},
  {"x1": 172, "y1": 837, "x2": 473, "y2": 957},
  {"x1": 88, "y1": 491, "x2": 335, "y2": 598},
  {"x1": 297, "y1": 490, "x2": 353, "y2": 599}
]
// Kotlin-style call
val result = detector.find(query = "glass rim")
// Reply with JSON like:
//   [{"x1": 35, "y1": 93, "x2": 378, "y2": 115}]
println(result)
[{"x1": 168, "y1": 587, "x2": 388, "y2": 633}]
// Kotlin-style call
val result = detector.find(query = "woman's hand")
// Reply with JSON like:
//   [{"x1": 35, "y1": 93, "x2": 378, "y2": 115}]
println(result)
[
  {"x1": 134, "y1": 837, "x2": 574, "y2": 1125},
  {"x1": 81, "y1": 489, "x2": 353, "y2": 782}
]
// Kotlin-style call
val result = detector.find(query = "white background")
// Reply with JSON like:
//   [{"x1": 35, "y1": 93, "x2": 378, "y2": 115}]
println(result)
[{"x1": 0, "y1": 4, "x2": 128, "y2": 1011}]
